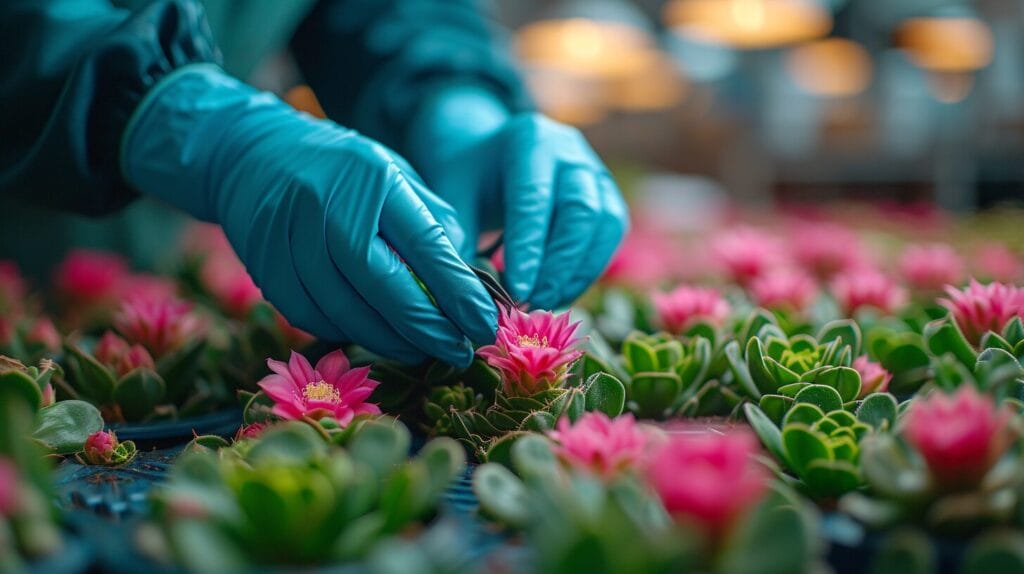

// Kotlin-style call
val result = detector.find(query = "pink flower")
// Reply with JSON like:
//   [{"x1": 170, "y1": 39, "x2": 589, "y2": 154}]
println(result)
[
  {"x1": 749, "y1": 268, "x2": 818, "y2": 313},
  {"x1": 258, "y1": 350, "x2": 381, "y2": 424},
  {"x1": 54, "y1": 250, "x2": 129, "y2": 302},
  {"x1": 789, "y1": 223, "x2": 869, "y2": 279},
  {"x1": 234, "y1": 422, "x2": 268, "y2": 441},
  {"x1": 939, "y1": 280, "x2": 1024, "y2": 344},
  {"x1": 0, "y1": 457, "x2": 19, "y2": 516},
  {"x1": 899, "y1": 244, "x2": 965, "y2": 292},
  {"x1": 25, "y1": 318, "x2": 61, "y2": 352},
  {"x1": 114, "y1": 296, "x2": 205, "y2": 357},
  {"x1": 547, "y1": 413, "x2": 649, "y2": 478},
  {"x1": 651, "y1": 285, "x2": 730, "y2": 334},
  {"x1": 119, "y1": 273, "x2": 178, "y2": 302},
  {"x1": 975, "y1": 243, "x2": 1022, "y2": 283},
  {"x1": 476, "y1": 308, "x2": 584, "y2": 397},
  {"x1": 904, "y1": 386, "x2": 1012, "y2": 489},
  {"x1": 201, "y1": 254, "x2": 263, "y2": 318},
  {"x1": 852, "y1": 355, "x2": 891, "y2": 398},
  {"x1": 831, "y1": 269, "x2": 907, "y2": 316},
  {"x1": 82, "y1": 430, "x2": 118, "y2": 465},
  {"x1": 602, "y1": 230, "x2": 683, "y2": 289},
  {"x1": 646, "y1": 430, "x2": 767, "y2": 535},
  {"x1": 95, "y1": 331, "x2": 156, "y2": 377},
  {"x1": 709, "y1": 226, "x2": 787, "y2": 286},
  {"x1": 41, "y1": 381, "x2": 55, "y2": 407},
  {"x1": 0, "y1": 261, "x2": 27, "y2": 313}
]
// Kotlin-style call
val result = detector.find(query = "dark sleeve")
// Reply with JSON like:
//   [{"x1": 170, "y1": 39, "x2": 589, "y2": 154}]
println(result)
[
  {"x1": 0, "y1": 0, "x2": 219, "y2": 216},
  {"x1": 289, "y1": 0, "x2": 533, "y2": 153}
]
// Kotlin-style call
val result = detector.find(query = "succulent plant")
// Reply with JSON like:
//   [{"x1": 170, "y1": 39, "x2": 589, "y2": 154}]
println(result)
[
  {"x1": 149, "y1": 419, "x2": 464, "y2": 573},
  {"x1": 613, "y1": 331, "x2": 721, "y2": 419},
  {"x1": 745, "y1": 397, "x2": 896, "y2": 500},
  {"x1": 473, "y1": 434, "x2": 825, "y2": 574}
]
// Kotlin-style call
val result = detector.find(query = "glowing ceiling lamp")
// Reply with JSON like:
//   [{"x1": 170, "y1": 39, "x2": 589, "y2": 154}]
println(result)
[
  {"x1": 605, "y1": 52, "x2": 688, "y2": 111},
  {"x1": 786, "y1": 38, "x2": 873, "y2": 97},
  {"x1": 664, "y1": 0, "x2": 832, "y2": 50},
  {"x1": 895, "y1": 17, "x2": 993, "y2": 73},
  {"x1": 516, "y1": 0, "x2": 656, "y2": 81}
]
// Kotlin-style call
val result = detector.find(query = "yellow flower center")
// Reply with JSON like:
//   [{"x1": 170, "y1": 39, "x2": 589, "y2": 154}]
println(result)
[
  {"x1": 302, "y1": 380, "x2": 341, "y2": 403},
  {"x1": 517, "y1": 334, "x2": 549, "y2": 348}
]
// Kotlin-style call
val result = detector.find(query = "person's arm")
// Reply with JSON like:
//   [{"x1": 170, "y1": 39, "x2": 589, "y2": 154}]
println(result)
[
  {"x1": 288, "y1": 0, "x2": 532, "y2": 157},
  {"x1": 0, "y1": 0, "x2": 218, "y2": 215}
]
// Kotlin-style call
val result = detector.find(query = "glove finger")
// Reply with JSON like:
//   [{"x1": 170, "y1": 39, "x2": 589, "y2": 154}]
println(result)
[
  {"x1": 407, "y1": 177, "x2": 472, "y2": 259},
  {"x1": 528, "y1": 166, "x2": 603, "y2": 310},
  {"x1": 561, "y1": 175, "x2": 630, "y2": 304},
  {"x1": 288, "y1": 193, "x2": 428, "y2": 364},
  {"x1": 239, "y1": 208, "x2": 347, "y2": 342},
  {"x1": 379, "y1": 180, "x2": 498, "y2": 346},
  {"x1": 325, "y1": 179, "x2": 476, "y2": 367},
  {"x1": 502, "y1": 136, "x2": 557, "y2": 302}
]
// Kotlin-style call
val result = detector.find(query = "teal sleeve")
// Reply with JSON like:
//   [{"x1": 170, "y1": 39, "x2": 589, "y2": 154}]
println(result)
[
  {"x1": 0, "y1": 0, "x2": 219, "y2": 215},
  {"x1": 289, "y1": 0, "x2": 534, "y2": 158}
]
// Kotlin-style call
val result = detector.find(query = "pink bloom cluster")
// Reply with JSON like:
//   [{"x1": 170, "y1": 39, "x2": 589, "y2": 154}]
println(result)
[
  {"x1": 710, "y1": 226, "x2": 787, "y2": 286},
  {"x1": 749, "y1": 269, "x2": 818, "y2": 314},
  {"x1": 602, "y1": 230, "x2": 683, "y2": 289},
  {"x1": 652, "y1": 285, "x2": 730, "y2": 334},
  {"x1": 904, "y1": 386, "x2": 1012, "y2": 489},
  {"x1": 852, "y1": 355, "x2": 891, "y2": 398},
  {"x1": 477, "y1": 308, "x2": 584, "y2": 397},
  {"x1": 646, "y1": 429, "x2": 767, "y2": 535},
  {"x1": 235, "y1": 422, "x2": 269, "y2": 441},
  {"x1": 831, "y1": 269, "x2": 907, "y2": 316},
  {"x1": 114, "y1": 296, "x2": 205, "y2": 358},
  {"x1": 82, "y1": 430, "x2": 119, "y2": 465},
  {"x1": 548, "y1": 412, "x2": 649, "y2": 478},
  {"x1": 258, "y1": 350, "x2": 380, "y2": 424},
  {"x1": 975, "y1": 243, "x2": 1022, "y2": 284},
  {"x1": 54, "y1": 250, "x2": 129, "y2": 303},
  {"x1": 789, "y1": 222, "x2": 868, "y2": 279},
  {"x1": 899, "y1": 244, "x2": 965, "y2": 292},
  {"x1": 939, "y1": 280, "x2": 1024, "y2": 344},
  {"x1": 95, "y1": 331, "x2": 156, "y2": 376}
]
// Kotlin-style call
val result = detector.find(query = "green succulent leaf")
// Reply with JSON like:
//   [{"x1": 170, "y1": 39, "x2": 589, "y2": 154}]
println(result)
[
  {"x1": 623, "y1": 335, "x2": 658, "y2": 374},
  {"x1": 32, "y1": 400, "x2": 104, "y2": 455},
  {"x1": 758, "y1": 394, "x2": 795, "y2": 425},
  {"x1": 473, "y1": 463, "x2": 530, "y2": 528},
  {"x1": 0, "y1": 369, "x2": 43, "y2": 412},
  {"x1": 583, "y1": 372, "x2": 626, "y2": 417},
  {"x1": 744, "y1": 403, "x2": 787, "y2": 465},
  {"x1": 924, "y1": 315, "x2": 978, "y2": 369},
  {"x1": 803, "y1": 459, "x2": 860, "y2": 498},
  {"x1": 961, "y1": 529, "x2": 1024, "y2": 574},
  {"x1": 783, "y1": 403, "x2": 825, "y2": 427},
  {"x1": 724, "y1": 340, "x2": 760, "y2": 399},
  {"x1": 113, "y1": 368, "x2": 167, "y2": 421},
  {"x1": 64, "y1": 342, "x2": 116, "y2": 404},
  {"x1": 782, "y1": 424, "x2": 831, "y2": 476},
  {"x1": 629, "y1": 372, "x2": 682, "y2": 419},
  {"x1": 856, "y1": 393, "x2": 898, "y2": 430},
  {"x1": 869, "y1": 529, "x2": 935, "y2": 574},
  {"x1": 811, "y1": 367, "x2": 862, "y2": 403},
  {"x1": 794, "y1": 384, "x2": 844, "y2": 412},
  {"x1": 818, "y1": 319, "x2": 862, "y2": 356}
]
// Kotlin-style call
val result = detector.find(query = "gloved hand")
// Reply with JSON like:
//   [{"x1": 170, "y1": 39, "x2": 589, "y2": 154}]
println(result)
[
  {"x1": 406, "y1": 86, "x2": 629, "y2": 310},
  {"x1": 121, "y1": 64, "x2": 497, "y2": 367}
]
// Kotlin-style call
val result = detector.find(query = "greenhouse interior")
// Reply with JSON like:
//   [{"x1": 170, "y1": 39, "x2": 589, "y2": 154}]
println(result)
[{"x1": 4, "y1": 0, "x2": 1024, "y2": 572}]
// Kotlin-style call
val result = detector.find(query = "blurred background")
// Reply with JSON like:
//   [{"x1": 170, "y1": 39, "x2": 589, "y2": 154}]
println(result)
[{"x1": 485, "y1": 0, "x2": 1024, "y2": 214}]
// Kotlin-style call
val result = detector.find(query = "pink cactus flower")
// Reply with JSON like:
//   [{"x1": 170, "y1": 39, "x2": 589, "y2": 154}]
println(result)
[
  {"x1": 82, "y1": 430, "x2": 118, "y2": 465},
  {"x1": 234, "y1": 422, "x2": 269, "y2": 441},
  {"x1": 0, "y1": 457, "x2": 19, "y2": 516},
  {"x1": 899, "y1": 244, "x2": 965, "y2": 292},
  {"x1": 709, "y1": 226, "x2": 787, "y2": 286},
  {"x1": 789, "y1": 223, "x2": 869, "y2": 279},
  {"x1": 476, "y1": 308, "x2": 585, "y2": 397},
  {"x1": 119, "y1": 273, "x2": 178, "y2": 302},
  {"x1": 0, "y1": 261, "x2": 27, "y2": 313},
  {"x1": 749, "y1": 268, "x2": 818, "y2": 314},
  {"x1": 547, "y1": 412, "x2": 649, "y2": 478},
  {"x1": 258, "y1": 350, "x2": 381, "y2": 424},
  {"x1": 940, "y1": 279, "x2": 1024, "y2": 344},
  {"x1": 201, "y1": 254, "x2": 263, "y2": 318},
  {"x1": 975, "y1": 243, "x2": 1022, "y2": 284},
  {"x1": 40, "y1": 381, "x2": 55, "y2": 407},
  {"x1": 25, "y1": 318, "x2": 61, "y2": 352},
  {"x1": 651, "y1": 285, "x2": 731, "y2": 334},
  {"x1": 95, "y1": 331, "x2": 156, "y2": 377},
  {"x1": 54, "y1": 250, "x2": 130, "y2": 302},
  {"x1": 113, "y1": 296, "x2": 205, "y2": 358},
  {"x1": 646, "y1": 430, "x2": 767, "y2": 535},
  {"x1": 831, "y1": 269, "x2": 907, "y2": 316},
  {"x1": 852, "y1": 355, "x2": 891, "y2": 398},
  {"x1": 904, "y1": 386, "x2": 1012, "y2": 489},
  {"x1": 602, "y1": 230, "x2": 682, "y2": 289}
]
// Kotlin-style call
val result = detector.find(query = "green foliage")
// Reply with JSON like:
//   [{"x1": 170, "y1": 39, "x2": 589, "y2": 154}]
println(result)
[
  {"x1": 151, "y1": 419, "x2": 464, "y2": 572},
  {"x1": 473, "y1": 435, "x2": 824, "y2": 574},
  {"x1": 618, "y1": 331, "x2": 718, "y2": 419}
]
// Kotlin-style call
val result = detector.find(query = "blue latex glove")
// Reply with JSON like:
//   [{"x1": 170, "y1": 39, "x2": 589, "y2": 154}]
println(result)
[
  {"x1": 121, "y1": 64, "x2": 497, "y2": 367},
  {"x1": 406, "y1": 86, "x2": 629, "y2": 310}
]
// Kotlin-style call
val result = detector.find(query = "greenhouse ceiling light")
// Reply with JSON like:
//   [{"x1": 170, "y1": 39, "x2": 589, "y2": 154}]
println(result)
[
  {"x1": 896, "y1": 17, "x2": 993, "y2": 73},
  {"x1": 786, "y1": 38, "x2": 873, "y2": 97},
  {"x1": 664, "y1": 0, "x2": 832, "y2": 50}
]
